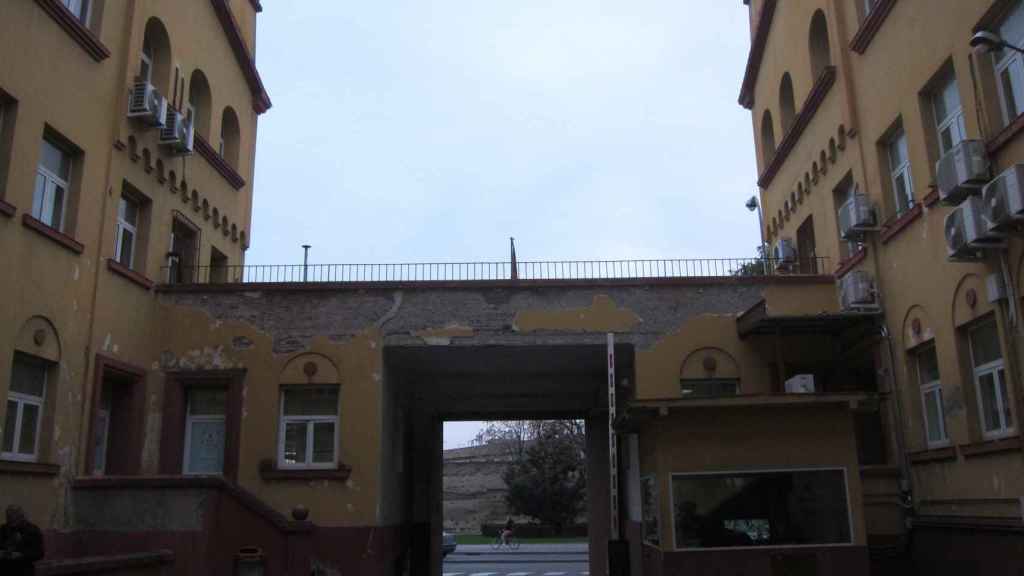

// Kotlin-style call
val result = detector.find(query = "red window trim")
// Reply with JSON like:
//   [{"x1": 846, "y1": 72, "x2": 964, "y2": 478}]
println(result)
[
  {"x1": 960, "y1": 435, "x2": 1022, "y2": 459},
  {"x1": 106, "y1": 258, "x2": 155, "y2": 291},
  {"x1": 757, "y1": 67, "x2": 837, "y2": 189},
  {"x1": 0, "y1": 460, "x2": 61, "y2": 476},
  {"x1": 907, "y1": 445, "x2": 957, "y2": 465},
  {"x1": 22, "y1": 214, "x2": 84, "y2": 254},
  {"x1": 0, "y1": 199, "x2": 15, "y2": 218},
  {"x1": 834, "y1": 246, "x2": 867, "y2": 279},
  {"x1": 258, "y1": 458, "x2": 353, "y2": 482},
  {"x1": 849, "y1": 0, "x2": 898, "y2": 55},
  {"x1": 195, "y1": 134, "x2": 246, "y2": 190},
  {"x1": 880, "y1": 202, "x2": 923, "y2": 244},
  {"x1": 33, "y1": 0, "x2": 111, "y2": 62}
]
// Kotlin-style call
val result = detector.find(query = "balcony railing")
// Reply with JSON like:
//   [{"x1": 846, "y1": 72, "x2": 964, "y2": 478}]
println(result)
[{"x1": 161, "y1": 256, "x2": 830, "y2": 286}]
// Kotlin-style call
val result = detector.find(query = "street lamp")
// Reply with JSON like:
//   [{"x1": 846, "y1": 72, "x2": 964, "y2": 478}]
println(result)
[
  {"x1": 746, "y1": 195, "x2": 768, "y2": 271},
  {"x1": 970, "y1": 30, "x2": 1024, "y2": 55}
]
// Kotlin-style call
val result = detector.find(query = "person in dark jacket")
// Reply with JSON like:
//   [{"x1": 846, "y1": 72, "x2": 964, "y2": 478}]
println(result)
[{"x1": 0, "y1": 505, "x2": 44, "y2": 576}]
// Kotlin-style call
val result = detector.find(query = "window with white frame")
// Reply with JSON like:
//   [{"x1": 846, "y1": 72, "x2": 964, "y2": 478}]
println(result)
[
  {"x1": 140, "y1": 39, "x2": 153, "y2": 83},
  {"x1": 887, "y1": 129, "x2": 914, "y2": 215},
  {"x1": 2, "y1": 355, "x2": 48, "y2": 462},
  {"x1": 59, "y1": 0, "x2": 90, "y2": 25},
  {"x1": 32, "y1": 137, "x2": 72, "y2": 231},
  {"x1": 931, "y1": 73, "x2": 967, "y2": 156},
  {"x1": 278, "y1": 387, "x2": 339, "y2": 469},
  {"x1": 994, "y1": 1, "x2": 1024, "y2": 127},
  {"x1": 114, "y1": 195, "x2": 140, "y2": 268},
  {"x1": 969, "y1": 318, "x2": 1015, "y2": 438},
  {"x1": 917, "y1": 345, "x2": 948, "y2": 446},
  {"x1": 183, "y1": 388, "x2": 226, "y2": 475}
]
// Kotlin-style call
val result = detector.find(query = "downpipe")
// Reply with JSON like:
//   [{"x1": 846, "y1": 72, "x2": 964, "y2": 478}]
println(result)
[{"x1": 878, "y1": 324, "x2": 915, "y2": 536}]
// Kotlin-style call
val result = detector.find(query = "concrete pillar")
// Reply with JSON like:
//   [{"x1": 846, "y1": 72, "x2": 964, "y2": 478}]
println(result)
[
  {"x1": 409, "y1": 407, "x2": 443, "y2": 576},
  {"x1": 586, "y1": 412, "x2": 610, "y2": 576}
]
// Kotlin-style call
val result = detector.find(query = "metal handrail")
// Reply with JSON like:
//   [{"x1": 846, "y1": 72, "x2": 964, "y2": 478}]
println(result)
[{"x1": 160, "y1": 256, "x2": 830, "y2": 285}]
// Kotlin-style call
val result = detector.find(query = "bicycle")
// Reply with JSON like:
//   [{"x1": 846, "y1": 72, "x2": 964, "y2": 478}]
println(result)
[{"x1": 490, "y1": 533, "x2": 521, "y2": 550}]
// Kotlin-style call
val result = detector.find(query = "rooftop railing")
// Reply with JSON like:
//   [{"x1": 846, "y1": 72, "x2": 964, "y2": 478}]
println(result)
[{"x1": 160, "y1": 256, "x2": 830, "y2": 286}]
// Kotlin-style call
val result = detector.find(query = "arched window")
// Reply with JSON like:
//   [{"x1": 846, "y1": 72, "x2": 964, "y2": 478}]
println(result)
[
  {"x1": 219, "y1": 107, "x2": 240, "y2": 168},
  {"x1": 141, "y1": 18, "x2": 172, "y2": 97},
  {"x1": 809, "y1": 10, "x2": 831, "y2": 81},
  {"x1": 779, "y1": 73, "x2": 796, "y2": 134},
  {"x1": 761, "y1": 110, "x2": 777, "y2": 162},
  {"x1": 188, "y1": 70, "x2": 212, "y2": 138}
]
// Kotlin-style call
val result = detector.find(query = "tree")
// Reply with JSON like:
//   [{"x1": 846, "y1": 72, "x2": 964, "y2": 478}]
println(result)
[
  {"x1": 502, "y1": 425, "x2": 586, "y2": 533},
  {"x1": 733, "y1": 245, "x2": 770, "y2": 277}
]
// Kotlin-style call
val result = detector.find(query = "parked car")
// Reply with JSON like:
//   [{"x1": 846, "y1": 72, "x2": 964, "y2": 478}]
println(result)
[{"x1": 442, "y1": 532, "x2": 457, "y2": 557}]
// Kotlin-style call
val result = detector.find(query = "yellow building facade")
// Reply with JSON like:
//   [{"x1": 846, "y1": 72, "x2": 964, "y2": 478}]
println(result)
[{"x1": 743, "y1": 0, "x2": 1024, "y2": 571}]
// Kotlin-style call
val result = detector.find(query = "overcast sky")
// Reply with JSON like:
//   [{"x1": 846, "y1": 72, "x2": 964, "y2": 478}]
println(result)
[{"x1": 250, "y1": 2, "x2": 756, "y2": 448}]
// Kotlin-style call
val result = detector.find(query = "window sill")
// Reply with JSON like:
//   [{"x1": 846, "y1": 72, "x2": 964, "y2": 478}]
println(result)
[
  {"x1": 849, "y1": 0, "x2": 898, "y2": 54},
  {"x1": 987, "y1": 111, "x2": 1024, "y2": 156},
  {"x1": 923, "y1": 186, "x2": 940, "y2": 207},
  {"x1": 259, "y1": 458, "x2": 351, "y2": 481},
  {"x1": 195, "y1": 134, "x2": 246, "y2": 190},
  {"x1": 0, "y1": 199, "x2": 15, "y2": 218},
  {"x1": 33, "y1": 0, "x2": 111, "y2": 62},
  {"x1": 0, "y1": 459, "x2": 61, "y2": 476},
  {"x1": 880, "y1": 203, "x2": 923, "y2": 245},
  {"x1": 107, "y1": 259, "x2": 155, "y2": 291},
  {"x1": 834, "y1": 246, "x2": 867, "y2": 279},
  {"x1": 757, "y1": 66, "x2": 837, "y2": 189},
  {"x1": 960, "y1": 435, "x2": 1021, "y2": 459},
  {"x1": 22, "y1": 214, "x2": 84, "y2": 254},
  {"x1": 908, "y1": 445, "x2": 957, "y2": 465}
]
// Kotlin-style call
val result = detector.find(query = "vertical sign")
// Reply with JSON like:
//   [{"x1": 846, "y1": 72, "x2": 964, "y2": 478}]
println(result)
[{"x1": 607, "y1": 333, "x2": 620, "y2": 541}]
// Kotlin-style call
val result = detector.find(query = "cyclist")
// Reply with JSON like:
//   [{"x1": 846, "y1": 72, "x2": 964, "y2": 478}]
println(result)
[{"x1": 500, "y1": 516, "x2": 515, "y2": 546}]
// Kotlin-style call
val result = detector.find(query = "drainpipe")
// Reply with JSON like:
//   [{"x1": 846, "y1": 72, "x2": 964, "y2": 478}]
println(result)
[{"x1": 879, "y1": 325, "x2": 913, "y2": 508}]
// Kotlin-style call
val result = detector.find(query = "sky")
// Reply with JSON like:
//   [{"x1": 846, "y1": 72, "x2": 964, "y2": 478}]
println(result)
[{"x1": 249, "y1": 2, "x2": 757, "y2": 448}]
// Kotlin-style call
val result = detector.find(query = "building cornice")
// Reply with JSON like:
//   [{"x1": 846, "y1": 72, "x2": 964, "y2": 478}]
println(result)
[
  {"x1": 209, "y1": 0, "x2": 272, "y2": 114},
  {"x1": 738, "y1": 0, "x2": 777, "y2": 109},
  {"x1": 757, "y1": 66, "x2": 836, "y2": 189}
]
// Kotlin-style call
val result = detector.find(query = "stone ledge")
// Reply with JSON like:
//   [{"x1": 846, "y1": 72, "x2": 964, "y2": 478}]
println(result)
[
  {"x1": 259, "y1": 458, "x2": 352, "y2": 482},
  {"x1": 0, "y1": 198, "x2": 15, "y2": 217},
  {"x1": 959, "y1": 435, "x2": 1021, "y2": 459},
  {"x1": 22, "y1": 214, "x2": 84, "y2": 254},
  {"x1": 0, "y1": 459, "x2": 61, "y2": 476},
  {"x1": 33, "y1": 0, "x2": 111, "y2": 62},
  {"x1": 850, "y1": 0, "x2": 897, "y2": 54},
  {"x1": 107, "y1": 258, "x2": 155, "y2": 291},
  {"x1": 907, "y1": 445, "x2": 956, "y2": 465}
]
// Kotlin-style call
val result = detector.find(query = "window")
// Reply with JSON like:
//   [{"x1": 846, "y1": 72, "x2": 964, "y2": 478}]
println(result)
[
  {"x1": 0, "y1": 94, "x2": 15, "y2": 201},
  {"x1": 2, "y1": 355, "x2": 48, "y2": 462},
  {"x1": 114, "y1": 195, "x2": 140, "y2": 268},
  {"x1": 60, "y1": 0, "x2": 90, "y2": 25},
  {"x1": 994, "y1": 1, "x2": 1024, "y2": 127},
  {"x1": 671, "y1": 469, "x2": 851, "y2": 549},
  {"x1": 641, "y1": 475, "x2": 661, "y2": 546},
  {"x1": 809, "y1": 10, "x2": 831, "y2": 80},
  {"x1": 278, "y1": 387, "x2": 339, "y2": 469},
  {"x1": 220, "y1": 107, "x2": 241, "y2": 168},
  {"x1": 887, "y1": 129, "x2": 914, "y2": 215},
  {"x1": 209, "y1": 246, "x2": 228, "y2": 283},
  {"x1": 968, "y1": 319, "x2": 1015, "y2": 438},
  {"x1": 917, "y1": 345, "x2": 948, "y2": 446},
  {"x1": 779, "y1": 73, "x2": 796, "y2": 135},
  {"x1": 140, "y1": 39, "x2": 153, "y2": 83},
  {"x1": 680, "y1": 379, "x2": 739, "y2": 398},
  {"x1": 168, "y1": 216, "x2": 199, "y2": 284},
  {"x1": 32, "y1": 137, "x2": 72, "y2": 231},
  {"x1": 932, "y1": 74, "x2": 967, "y2": 156},
  {"x1": 183, "y1": 388, "x2": 226, "y2": 475},
  {"x1": 761, "y1": 110, "x2": 776, "y2": 163},
  {"x1": 140, "y1": 18, "x2": 171, "y2": 95}
]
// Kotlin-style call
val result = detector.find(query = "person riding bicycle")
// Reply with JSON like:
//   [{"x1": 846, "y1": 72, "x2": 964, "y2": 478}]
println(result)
[{"x1": 500, "y1": 516, "x2": 515, "y2": 546}]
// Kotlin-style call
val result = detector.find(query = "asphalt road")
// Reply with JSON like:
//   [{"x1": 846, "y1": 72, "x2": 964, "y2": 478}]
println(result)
[{"x1": 442, "y1": 543, "x2": 589, "y2": 576}]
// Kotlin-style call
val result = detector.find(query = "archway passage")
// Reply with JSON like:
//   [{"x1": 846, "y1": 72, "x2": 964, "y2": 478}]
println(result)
[{"x1": 383, "y1": 344, "x2": 635, "y2": 576}]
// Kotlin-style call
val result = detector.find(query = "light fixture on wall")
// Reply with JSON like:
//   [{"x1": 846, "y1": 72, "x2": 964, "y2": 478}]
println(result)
[
  {"x1": 970, "y1": 30, "x2": 1024, "y2": 55},
  {"x1": 746, "y1": 195, "x2": 768, "y2": 269}
]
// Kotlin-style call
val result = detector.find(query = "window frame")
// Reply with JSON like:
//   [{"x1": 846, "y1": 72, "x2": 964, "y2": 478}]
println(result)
[
  {"x1": 277, "y1": 387, "x2": 339, "y2": 470},
  {"x1": 993, "y1": 2, "x2": 1024, "y2": 127},
  {"x1": 32, "y1": 138, "x2": 72, "y2": 232},
  {"x1": 931, "y1": 74, "x2": 967, "y2": 156},
  {"x1": 182, "y1": 388, "x2": 227, "y2": 476},
  {"x1": 886, "y1": 129, "x2": 914, "y2": 215},
  {"x1": 114, "y1": 195, "x2": 139, "y2": 269},
  {"x1": 668, "y1": 467, "x2": 854, "y2": 552},
  {"x1": 140, "y1": 44, "x2": 153, "y2": 84},
  {"x1": 60, "y1": 0, "x2": 91, "y2": 26},
  {"x1": 2, "y1": 363, "x2": 47, "y2": 463},
  {"x1": 968, "y1": 320, "x2": 1016, "y2": 439},
  {"x1": 916, "y1": 344, "x2": 948, "y2": 448}
]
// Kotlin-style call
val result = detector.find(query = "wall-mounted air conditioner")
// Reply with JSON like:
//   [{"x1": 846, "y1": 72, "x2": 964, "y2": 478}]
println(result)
[
  {"x1": 159, "y1": 110, "x2": 195, "y2": 155},
  {"x1": 127, "y1": 81, "x2": 167, "y2": 127},
  {"x1": 838, "y1": 193, "x2": 877, "y2": 240},
  {"x1": 784, "y1": 374, "x2": 815, "y2": 394},
  {"x1": 937, "y1": 140, "x2": 990, "y2": 205},
  {"x1": 840, "y1": 270, "x2": 879, "y2": 311},
  {"x1": 945, "y1": 195, "x2": 1005, "y2": 261},
  {"x1": 983, "y1": 164, "x2": 1024, "y2": 233}
]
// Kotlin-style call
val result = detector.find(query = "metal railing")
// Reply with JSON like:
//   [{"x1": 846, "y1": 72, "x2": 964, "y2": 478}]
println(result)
[{"x1": 160, "y1": 256, "x2": 830, "y2": 285}]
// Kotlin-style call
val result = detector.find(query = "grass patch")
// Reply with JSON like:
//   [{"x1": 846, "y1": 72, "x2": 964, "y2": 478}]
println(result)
[{"x1": 454, "y1": 534, "x2": 587, "y2": 545}]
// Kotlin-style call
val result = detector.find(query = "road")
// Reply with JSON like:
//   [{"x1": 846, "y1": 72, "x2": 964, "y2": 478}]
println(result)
[{"x1": 442, "y1": 543, "x2": 589, "y2": 576}]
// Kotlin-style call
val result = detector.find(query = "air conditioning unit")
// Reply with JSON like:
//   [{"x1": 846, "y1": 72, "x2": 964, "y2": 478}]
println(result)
[
  {"x1": 937, "y1": 140, "x2": 990, "y2": 205},
  {"x1": 945, "y1": 195, "x2": 1005, "y2": 261},
  {"x1": 840, "y1": 270, "x2": 879, "y2": 311},
  {"x1": 159, "y1": 110, "x2": 195, "y2": 155},
  {"x1": 784, "y1": 374, "x2": 815, "y2": 394},
  {"x1": 127, "y1": 81, "x2": 167, "y2": 127},
  {"x1": 838, "y1": 194, "x2": 877, "y2": 240},
  {"x1": 983, "y1": 164, "x2": 1024, "y2": 233}
]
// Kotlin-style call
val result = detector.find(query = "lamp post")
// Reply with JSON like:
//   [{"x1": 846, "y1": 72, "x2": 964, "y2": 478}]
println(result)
[
  {"x1": 746, "y1": 195, "x2": 768, "y2": 273},
  {"x1": 970, "y1": 30, "x2": 1024, "y2": 55},
  {"x1": 301, "y1": 244, "x2": 311, "y2": 282}
]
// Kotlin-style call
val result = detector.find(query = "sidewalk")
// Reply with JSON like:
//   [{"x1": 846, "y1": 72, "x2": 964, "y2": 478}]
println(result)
[{"x1": 455, "y1": 543, "x2": 589, "y2": 555}]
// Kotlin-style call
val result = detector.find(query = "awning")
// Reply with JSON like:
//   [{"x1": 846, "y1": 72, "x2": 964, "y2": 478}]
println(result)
[{"x1": 737, "y1": 299, "x2": 880, "y2": 339}]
